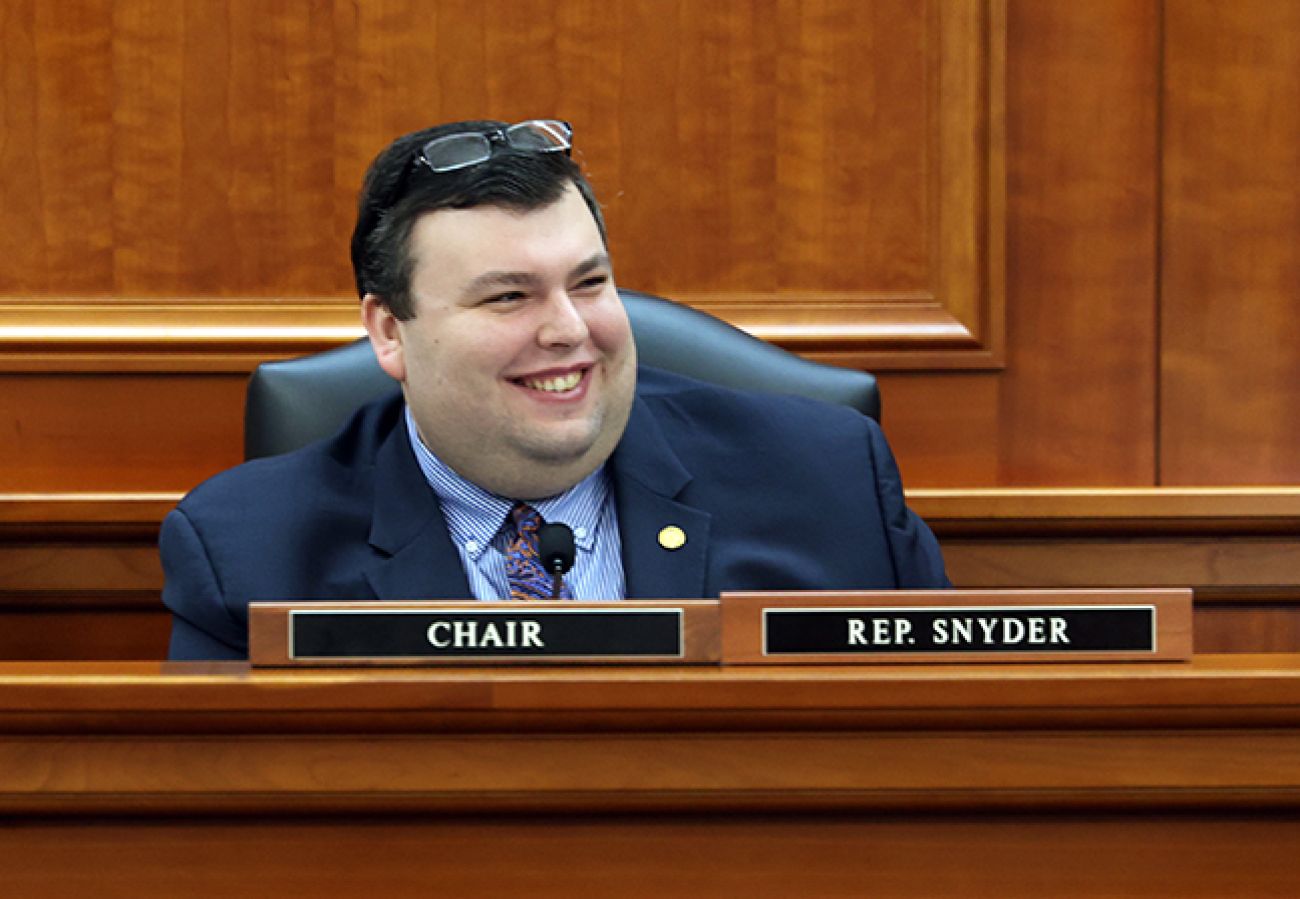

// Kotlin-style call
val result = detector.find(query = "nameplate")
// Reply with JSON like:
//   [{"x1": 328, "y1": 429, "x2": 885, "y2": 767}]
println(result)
[
  {"x1": 249, "y1": 601, "x2": 720, "y2": 666},
  {"x1": 720, "y1": 589, "x2": 1193, "y2": 664}
]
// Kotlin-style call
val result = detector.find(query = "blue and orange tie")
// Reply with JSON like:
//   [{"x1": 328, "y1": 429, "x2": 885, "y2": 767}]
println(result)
[{"x1": 504, "y1": 503, "x2": 572, "y2": 600}]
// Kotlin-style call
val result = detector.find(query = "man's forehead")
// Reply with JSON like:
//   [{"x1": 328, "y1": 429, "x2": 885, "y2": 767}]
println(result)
[{"x1": 407, "y1": 188, "x2": 607, "y2": 285}]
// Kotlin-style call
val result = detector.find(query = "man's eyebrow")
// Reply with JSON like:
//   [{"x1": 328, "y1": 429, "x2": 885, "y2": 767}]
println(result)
[
  {"x1": 570, "y1": 253, "x2": 613, "y2": 278},
  {"x1": 463, "y1": 270, "x2": 540, "y2": 295}
]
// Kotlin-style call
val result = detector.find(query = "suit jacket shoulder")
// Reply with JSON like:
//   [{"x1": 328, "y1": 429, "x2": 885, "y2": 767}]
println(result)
[
  {"x1": 612, "y1": 367, "x2": 949, "y2": 598},
  {"x1": 161, "y1": 391, "x2": 464, "y2": 657}
]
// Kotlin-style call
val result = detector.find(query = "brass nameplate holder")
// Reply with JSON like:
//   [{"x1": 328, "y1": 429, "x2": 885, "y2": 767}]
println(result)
[
  {"x1": 250, "y1": 589, "x2": 1192, "y2": 667},
  {"x1": 720, "y1": 589, "x2": 1192, "y2": 664},
  {"x1": 249, "y1": 600, "x2": 720, "y2": 667}
]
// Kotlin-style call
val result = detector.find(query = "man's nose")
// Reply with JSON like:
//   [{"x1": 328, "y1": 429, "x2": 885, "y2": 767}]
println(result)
[{"x1": 537, "y1": 289, "x2": 590, "y2": 348}]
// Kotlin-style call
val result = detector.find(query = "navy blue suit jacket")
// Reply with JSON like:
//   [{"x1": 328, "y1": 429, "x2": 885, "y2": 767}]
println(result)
[{"x1": 162, "y1": 367, "x2": 949, "y2": 659}]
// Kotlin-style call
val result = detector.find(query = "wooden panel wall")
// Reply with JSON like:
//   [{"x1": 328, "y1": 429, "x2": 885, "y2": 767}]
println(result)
[
  {"x1": 1161, "y1": 0, "x2": 1300, "y2": 484},
  {"x1": 0, "y1": 0, "x2": 997, "y2": 359},
  {"x1": 1, "y1": 2, "x2": 1298, "y2": 492},
  {"x1": 1, "y1": 0, "x2": 1005, "y2": 493},
  {"x1": 883, "y1": 0, "x2": 1161, "y2": 487},
  {"x1": 8, "y1": 0, "x2": 1294, "y2": 494},
  {"x1": 2, "y1": 0, "x2": 1296, "y2": 492}
]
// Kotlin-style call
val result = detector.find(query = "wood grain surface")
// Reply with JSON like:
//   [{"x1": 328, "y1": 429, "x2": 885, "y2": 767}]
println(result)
[
  {"x1": 2, "y1": 657, "x2": 1300, "y2": 896},
  {"x1": 1161, "y1": 0, "x2": 1300, "y2": 484}
]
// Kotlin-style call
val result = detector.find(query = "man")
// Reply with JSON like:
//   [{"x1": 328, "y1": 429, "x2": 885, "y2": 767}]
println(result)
[{"x1": 162, "y1": 118, "x2": 948, "y2": 660}]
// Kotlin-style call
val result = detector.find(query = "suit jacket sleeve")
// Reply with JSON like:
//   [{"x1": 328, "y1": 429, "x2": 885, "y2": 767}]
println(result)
[
  {"x1": 160, "y1": 508, "x2": 248, "y2": 660},
  {"x1": 864, "y1": 418, "x2": 951, "y2": 588}
]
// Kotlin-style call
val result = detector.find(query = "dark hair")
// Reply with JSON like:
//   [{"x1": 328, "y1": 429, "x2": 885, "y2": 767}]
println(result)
[{"x1": 350, "y1": 120, "x2": 607, "y2": 320}]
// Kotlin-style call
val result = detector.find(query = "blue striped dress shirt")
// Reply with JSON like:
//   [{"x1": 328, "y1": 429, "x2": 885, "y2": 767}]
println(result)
[{"x1": 404, "y1": 407, "x2": 626, "y2": 601}]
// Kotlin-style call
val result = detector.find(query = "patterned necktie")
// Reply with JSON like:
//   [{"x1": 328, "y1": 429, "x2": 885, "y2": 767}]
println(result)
[{"x1": 504, "y1": 503, "x2": 573, "y2": 600}]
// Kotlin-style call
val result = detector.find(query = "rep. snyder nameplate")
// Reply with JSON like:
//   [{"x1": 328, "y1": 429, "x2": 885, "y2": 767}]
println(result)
[
  {"x1": 249, "y1": 601, "x2": 720, "y2": 666},
  {"x1": 720, "y1": 589, "x2": 1193, "y2": 664}
]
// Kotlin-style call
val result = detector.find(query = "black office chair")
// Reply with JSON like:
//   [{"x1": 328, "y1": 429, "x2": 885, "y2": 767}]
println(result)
[{"x1": 244, "y1": 289, "x2": 880, "y2": 459}]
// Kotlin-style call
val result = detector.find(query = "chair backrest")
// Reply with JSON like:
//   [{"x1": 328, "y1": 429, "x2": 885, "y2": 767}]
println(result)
[{"x1": 244, "y1": 289, "x2": 880, "y2": 459}]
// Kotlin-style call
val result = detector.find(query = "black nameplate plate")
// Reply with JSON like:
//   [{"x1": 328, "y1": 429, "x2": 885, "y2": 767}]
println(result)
[
  {"x1": 764, "y1": 605, "x2": 1157, "y2": 655},
  {"x1": 289, "y1": 608, "x2": 684, "y2": 660}
]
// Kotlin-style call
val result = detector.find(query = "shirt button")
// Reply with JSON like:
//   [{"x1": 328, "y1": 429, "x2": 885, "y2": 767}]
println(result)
[
  {"x1": 574, "y1": 527, "x2": 588, "y2": 540},
  {"x1": 464, "y1": 539, "x2": 480, "y2": 553}
]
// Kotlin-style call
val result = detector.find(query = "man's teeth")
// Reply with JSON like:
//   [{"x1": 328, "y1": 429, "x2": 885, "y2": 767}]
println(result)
[{"x1": 523, "y1": 371, "x2": 583, "y2": 393}]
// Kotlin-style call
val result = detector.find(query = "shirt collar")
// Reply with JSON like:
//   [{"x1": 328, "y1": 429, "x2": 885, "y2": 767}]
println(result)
[{"x1": 404, "y1": 406, "x2": 608, "y2": 559}]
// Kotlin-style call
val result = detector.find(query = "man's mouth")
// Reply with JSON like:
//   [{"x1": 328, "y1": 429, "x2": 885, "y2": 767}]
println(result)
[{"x1": 516, "y1": 369, "x2": 585, "y2": 393}]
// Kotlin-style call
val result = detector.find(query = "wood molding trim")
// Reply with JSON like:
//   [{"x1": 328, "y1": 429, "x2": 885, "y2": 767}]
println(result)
[
  {"x1": 0, "y1": 301, "x2": 363, "y2": 373},
  {"x1": 0, "y1": 292, "x2": 995, "y2": 373},
  {"x1": 0, "y1": 493, "x2": 177, "y2": 540},
  {"x1": 909, "y1": 487, "x2": 1300, "y2": 535},
  {"x1": 6, "y1": 486, "x2": 1300, "y2": 537}
]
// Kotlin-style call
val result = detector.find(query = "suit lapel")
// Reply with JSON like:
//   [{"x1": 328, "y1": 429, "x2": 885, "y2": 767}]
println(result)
[
  {"x1": 363, "y1": 420, "x2": 474, "y2": 600},
  {"x1": 359, "y1": 391, "x2": 712, "y2": 602},
  {"x1": 611, "y1": 397, "x2": 712, "y2": 599}
]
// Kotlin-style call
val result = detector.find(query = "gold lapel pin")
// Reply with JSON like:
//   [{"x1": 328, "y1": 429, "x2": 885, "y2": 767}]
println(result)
[{"x1": 658, "y1": 526, "x2": 687, "y2": 551}]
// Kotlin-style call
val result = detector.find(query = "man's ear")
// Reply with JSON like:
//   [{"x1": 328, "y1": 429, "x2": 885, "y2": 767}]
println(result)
[{"x1": 361, "y1": 294, "x2": 407, "y2": 382}]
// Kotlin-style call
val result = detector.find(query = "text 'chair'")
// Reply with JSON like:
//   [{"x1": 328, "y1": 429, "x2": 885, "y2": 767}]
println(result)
[{"x1": 244, "y1": 289, "x2": 879, "y2": 460}]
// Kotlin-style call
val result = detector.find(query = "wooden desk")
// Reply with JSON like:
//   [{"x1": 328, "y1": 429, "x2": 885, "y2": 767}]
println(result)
[{"x1": 3, "y1": 656, "x2": 1300, "y2": 897}]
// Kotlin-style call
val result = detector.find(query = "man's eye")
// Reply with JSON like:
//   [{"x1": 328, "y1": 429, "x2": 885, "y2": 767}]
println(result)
[
  {"x1": 575, "y1": 275, "x2": 608, "y2": 291},
  {"x1": 484, "y1": 291, "x2": 526, "y2": 305}
]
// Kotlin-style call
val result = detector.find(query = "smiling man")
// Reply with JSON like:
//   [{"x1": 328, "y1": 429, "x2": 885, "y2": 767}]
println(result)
[
  {"x1": 363, "y1": 183, "x2": 635, "y2": 501},
  {"x1": 161, "y1": 119, "x2": 949, "y2": 660}
]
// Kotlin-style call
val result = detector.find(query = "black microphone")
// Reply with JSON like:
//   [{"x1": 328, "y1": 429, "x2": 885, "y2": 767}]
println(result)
[{"x1": 536, "y1": 522, "x2": 576, "y2": 599}]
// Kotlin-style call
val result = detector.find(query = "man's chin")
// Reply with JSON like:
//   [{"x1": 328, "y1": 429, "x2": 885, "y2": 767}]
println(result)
[{"x1": 512, "y1": 432, "x2": 601, "y2": 467}]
